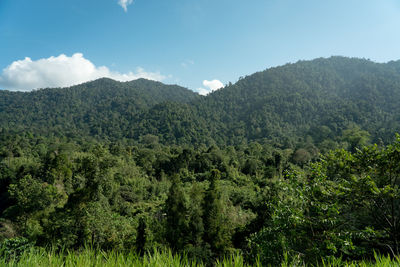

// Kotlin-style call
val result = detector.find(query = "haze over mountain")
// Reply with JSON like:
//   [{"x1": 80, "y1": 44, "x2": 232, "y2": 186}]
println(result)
[{"x1": 1, "y1": 56, "x2": 400, "y2": 147}]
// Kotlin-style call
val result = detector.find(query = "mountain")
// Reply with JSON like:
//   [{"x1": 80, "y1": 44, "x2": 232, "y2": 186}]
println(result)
[
  {"x1": 133, "y1": 57, "x2": 400, "y2": 146},
  {"x1": 196, "y1": 56, "x2": 400, "y2": 145},
  {"x1": 1, "y1": 57, "x2": 400, "y2": 147},
  {"x1": 2, "y1": 57, "x2": 400, "y2": 265},
  {"x1": 0, "y1": 78, "x2": 200, "y2": 139}
]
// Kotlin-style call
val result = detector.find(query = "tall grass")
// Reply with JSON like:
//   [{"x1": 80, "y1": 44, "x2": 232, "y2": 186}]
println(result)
[
  {"x1": 1, "y1": 247, "x2": 400, "y2": 266},
  {"x1": 317, "y1": 252, "x2": 400, "y2": 267},
  {"x1": 0, "y1": 247, "x2": 202, "y2": 267}
]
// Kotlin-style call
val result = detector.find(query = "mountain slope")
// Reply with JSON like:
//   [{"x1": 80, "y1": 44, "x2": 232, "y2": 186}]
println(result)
[
  {"x1": 197, "y1": 57, "x2": 400, "y2": 144},
  {"x1": 0, "y1": 78, "x2": 200, "y2": 138},
  {"x1": 1, "y1": 57, "x2": 400, "y2": 147},
  {"x1": 130, "y1": 57, "x2": 400, "y2": 146}
]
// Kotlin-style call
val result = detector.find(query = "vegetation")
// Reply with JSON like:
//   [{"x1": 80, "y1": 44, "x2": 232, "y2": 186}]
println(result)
[
  {"x1": 1, "y1": 57, "x2": 400, "y2": 265},
  {"x1": 2, "y1": 57, "x2": 400, "y2": 147},
  {"x1": 1, "y1": 246, "x2": 400, "y2": 266}
]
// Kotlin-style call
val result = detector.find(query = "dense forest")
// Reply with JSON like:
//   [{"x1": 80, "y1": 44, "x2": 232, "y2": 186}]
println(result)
[
  {"x1": 1, "y1": 57, "x2": 400, "y2": 265},
  {"x1": 2, "y1": 57, "x2": 400, "y2": 148}
]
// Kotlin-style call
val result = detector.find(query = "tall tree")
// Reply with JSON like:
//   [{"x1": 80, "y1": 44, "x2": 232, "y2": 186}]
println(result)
[
  {"x1": 202, "y1": 169, "x2": 231, "y2": 258},
  {"x1": 164, "y1": 175, "x2": 188, "y2": 251},
  {"x1": 136, "y1": 217, "x2": 147, "y2": 256}
]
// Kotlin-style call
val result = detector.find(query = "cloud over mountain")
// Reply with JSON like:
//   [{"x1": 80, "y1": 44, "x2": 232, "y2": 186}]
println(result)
[{"x1": 0, "y1": 53, "x2": 165, "y2": 91}]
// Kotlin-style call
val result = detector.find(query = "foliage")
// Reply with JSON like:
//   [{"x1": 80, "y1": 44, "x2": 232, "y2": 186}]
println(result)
[
  {"x1": 1, "y1": 247, "x2": 400, "y2": 266},
  {"x1": 0, "y1": 237, "x2": 34, "y2": 262},
  {"x1": 248, "y1": 137, "x2": 400, "y2": 265},
  {"x1": 2, "y1": 57, "x2": 400, "y2": 147},
  {"x1": 2, "y1": 57, "x2": 400, "y2": 265}
]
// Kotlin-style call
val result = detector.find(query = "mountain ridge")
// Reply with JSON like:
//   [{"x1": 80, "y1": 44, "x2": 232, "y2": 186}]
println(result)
[{"x1": 1, "y1": 56, "x2": 400, "y2": 148}]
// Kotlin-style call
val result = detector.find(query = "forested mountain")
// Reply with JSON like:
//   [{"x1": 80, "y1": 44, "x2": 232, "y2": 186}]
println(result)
[
  {"x1": 2, "y1": 56, "x2": 400, "y2": 148},
  {"x1": 0, "y1": 78, "x2": 200, "y2": 139},
  {"x1": 222, "y1": 56, "x2": 400, "y2": 144},
  {"x1": 2, "y1": 57, "x2": 400, "y2": 265},
  {"x1": 137, "y1": 56, "x2": 400, "y2": 146}
]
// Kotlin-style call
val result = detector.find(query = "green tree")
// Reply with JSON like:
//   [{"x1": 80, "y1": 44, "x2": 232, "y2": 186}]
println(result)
[
  {"x1": 7, "y1": 175, "x2": 60, "y2": 222},
  {"x1": 136, "y1": 217, "x2": 147, "y2": 256},
  {"x1": 342, "y1": 124, "x2": 371, "y2": 152},
  {"x1": 202, "y1": 169, "x2": 231, "y2": 259},
  {"x1": 164, "y1": 175, "x2": 188, "y2": 251},
  {"x1": 185, "y1": 182, "x2": 206, "y2": 259}
]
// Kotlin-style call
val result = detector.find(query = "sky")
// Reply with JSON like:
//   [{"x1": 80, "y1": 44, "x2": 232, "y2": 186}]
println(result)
[{"x1": 1, "y1": 0, "x2": 400, "y2": 94}]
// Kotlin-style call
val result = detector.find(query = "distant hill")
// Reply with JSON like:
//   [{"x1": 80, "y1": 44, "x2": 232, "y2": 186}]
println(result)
[
  {"x1": 131, "y1": 57, "x2": 400, "y2": 147},
  {"x1": 2, "y1": 57, "x2": 400, "y2": 147},
  {"x1": 196, "y1": 56, "x2": 400, "y2": 145},
  {"x1": 0, "y1": 78, "x2": 200, "y2": 139}
]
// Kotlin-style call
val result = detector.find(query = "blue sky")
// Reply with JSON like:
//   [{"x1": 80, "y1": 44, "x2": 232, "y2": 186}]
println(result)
[{"x1": 1, "y1": 0, "x2": 400, "y2": 93}]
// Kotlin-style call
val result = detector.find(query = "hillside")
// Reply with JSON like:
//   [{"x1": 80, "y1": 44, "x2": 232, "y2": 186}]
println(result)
[
  {"x1": 198, "y1": 57, "x2": 400, "y2": 145},
  {"x1": 0, "y1": 78, "x2": 200, "y2": 139},
  {"x1": 1, "y1": 57, "x2": 400, "y2": 147},
  {"x1": 2, "y1": 57, "x2": 400, "y2": 265},
  {"x1": 132, "y1": 57, "x2": 400, "y2": 147}
]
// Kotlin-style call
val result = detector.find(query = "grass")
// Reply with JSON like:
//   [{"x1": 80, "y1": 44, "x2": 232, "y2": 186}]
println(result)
[
  {"x1": 1, "y1": 247, "x2": 400, "y2": 266},
  {"x1": 317, "y1": 252, "x2": 400, "y2": 267},
  {"x1": 1, "y1": 248, "x2": 201, "y2": 267}
]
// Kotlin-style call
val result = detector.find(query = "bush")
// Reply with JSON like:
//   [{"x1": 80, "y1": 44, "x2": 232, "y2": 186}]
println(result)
[{"x1": 0, "y1": 237, "x2": 34, "y2": 261}]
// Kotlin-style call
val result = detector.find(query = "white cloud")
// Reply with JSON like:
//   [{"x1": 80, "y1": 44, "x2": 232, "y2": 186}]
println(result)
[
  {"x1": 0, "y1": 53, "x2": 166, "y2": 91},
  {"x1": 118, "y1": 0, "x2": 133, "y2": 12},
  {"x1": 196, "y1": 87, "x2": 211, "y2": 96},
  {"x1": 203, "y1": 79, "x2": 223, "y2": 91},
  {"x1": 196, "y1": 79, "x2": 224, "y2": 95}
]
